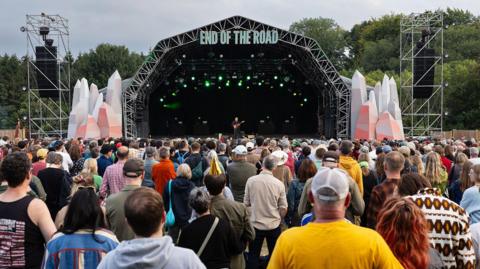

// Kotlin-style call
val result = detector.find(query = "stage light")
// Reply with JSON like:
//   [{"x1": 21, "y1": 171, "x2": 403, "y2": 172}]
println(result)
[
  {"x1": 183, "y1": 84, "x2": 187, "y2": 88},
  {"x1": 250, "y1": 54, "x2": 255, "y2": 58},
  {"x1": 280, "y1": 83, "x2": 284, "y2": 87},
  {"x1": 218, "y1": 75, "x2": 223, "y2": 81},
  {"x1": 293, "y1": 93, "x2": 297, "y2": 96},
  {"x1": 246, "y1": 76, "x2": 251, "y2": 80},
  {"x1": 182, "y1": 54, "x2": 186, "y2": 58},
  {"x1": 160, "y1": 98, "x2": 164, "y2": 102},
  {"x1": 191, "y1": 76, "x2": 195, "y2": 81},
  {"x1": 300, "y1": 103, "x2": 304, "y2": 107},
  {"x1": 219, "y1": 54, "x2": 224, "y2": 58},
  {"x1": 258, "y1": 82, "x2": 262, "y2": 86},
  {"x1": 274, "y1": 76, "x2": 278, "y2": 80},
  {"x1": 247, "y1": 86, "x2": 250, "y2": 89},
  {"x1": 238, "y1": 80, "x2": 243, "y2": 87},
  {"x1": 304, "y1": 98, "x2": 308, "y2": 102},
  {"x1": 204, "y1": 80, "x2": 211, "y2": 87},
  {"x1": 218, "y1": 86, "x2": 221, "y2": 90},
  {"x1": 171, "y1": 92, "x2": 176, "y2": 96},
  {"x1": 226, "y1": 80, "x2": 231, "y2": 87}
]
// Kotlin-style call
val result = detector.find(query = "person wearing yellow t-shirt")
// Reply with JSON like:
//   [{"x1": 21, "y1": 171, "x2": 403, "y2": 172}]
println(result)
[{"x1": 267, "y1": 167, "x2": 404, "y2": 269}]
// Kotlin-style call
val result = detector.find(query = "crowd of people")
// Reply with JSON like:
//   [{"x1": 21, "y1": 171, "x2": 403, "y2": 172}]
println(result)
[{"x1": 1, "y1": 134, "x2": 480, "y2": 268}]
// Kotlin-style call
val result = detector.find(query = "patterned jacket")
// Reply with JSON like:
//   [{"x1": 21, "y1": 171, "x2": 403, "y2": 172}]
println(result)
[{"x1": 409, "y1": 188, "x2": 475, "y2": 269}]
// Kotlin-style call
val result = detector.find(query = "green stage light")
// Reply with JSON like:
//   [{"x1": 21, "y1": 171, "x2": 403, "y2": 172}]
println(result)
[
  {"x1": 280, "y1": 83, "x2": 284, "y2": 87},
  {"x1": 246, "y1": 75, "x2": 251, "y2": 80},
  {"x1": 258, "y1": 82, "x2": 262, "y2": 86},
  {"x1": 218, "y1": 76, "x2": 223, "y2": 81},
  {"x1": 160, "y1": 98, "x2": 164, "y2": 102},
  {"x1": 191, "y1": 76, "x2": 195, "y2": 81},
  {"x1": 293, "y1": 92, "x2": 297, "y2": 96},
  {"x1": 171, "y1": 92, "x2": 176, "y2": 96},
  {"x1": 183, "y1": 84, "x2": 187, "y2": 88},
  {"x1": 164, "y1": 102, "x2": 181, "y2": 110},
  {"x1": 238, "y1": 80, "x2": 243, "y2": 87},
  {"x1": 300, "y1": 103, "x2": 304, "y2": 107},
  {"x1": 304, "y1": 98, "x2": 308, "y2": 102},
  {"x1": 226, "y1": 80, "x2": 231, "y2": 87},
  {"x1": 274, "y1": 75, "x2": 278, "y2": 80},
  {"x1": 204, "y1": 80, "x2": 211, "y2": 87}
]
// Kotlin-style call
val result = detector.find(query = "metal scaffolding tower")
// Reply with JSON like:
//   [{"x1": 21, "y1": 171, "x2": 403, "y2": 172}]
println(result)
[
  {"x1": 23, "y1": 13, "x2": 70, "y2": 138},
  {"x1": 400, "y1": 12, "x2": 444, "y2": 137}
]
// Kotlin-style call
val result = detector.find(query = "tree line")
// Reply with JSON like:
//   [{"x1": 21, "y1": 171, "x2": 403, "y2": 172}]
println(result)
[{"x1": 1, "y1": 8, "x2": 479, "y2": 130}]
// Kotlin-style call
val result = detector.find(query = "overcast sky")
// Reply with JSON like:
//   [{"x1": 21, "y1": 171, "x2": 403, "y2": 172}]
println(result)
[{"x1": 1, "y1": 0, "x2": 479, "y2": 57}]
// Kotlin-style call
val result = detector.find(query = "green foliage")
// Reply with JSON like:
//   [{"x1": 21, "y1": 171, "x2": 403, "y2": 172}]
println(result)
[
  {"x1": 72, "y1": 43, "x2": 144, "y2": 87},
  {"x1": 0, "y1": 54, "x2": 28, "y2": 129},
  {"x1": 289, "y1": 17, "x2": 348, "y2": 69},
  {"x1": 444, "y1": 23, "x2": 480, "y2": 62}
]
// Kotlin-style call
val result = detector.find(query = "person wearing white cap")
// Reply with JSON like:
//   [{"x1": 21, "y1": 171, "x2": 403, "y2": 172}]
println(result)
[
  {"x1": 227, "y1": 145, "x2": 257, "y2": 203},
  {"x1": 271, "y1": 150, "x2": 292, "y2": 191},
  {"x1": 245, "y1": 141, "x2": 260, "y2": 166},
  {"x1": 268, "y1": 167, "x2": 403, "y2": 269}
]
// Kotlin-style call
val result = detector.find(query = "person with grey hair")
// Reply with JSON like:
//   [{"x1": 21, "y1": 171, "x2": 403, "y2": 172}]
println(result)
[
  {"x1": 244, "y1": 154, "x2": 287, "y2": 268},
  {"x1": 469, "y1": 147, "x2": 480, "y2": 164},
  {"x1": 268, "y1": 167, "x2": 403, "y2": 268},
  {"x1": 38, "y1": 152, "x2": 72, "y2": 219},
  {"x1": 217, "y1": 143, "x2": 229, "y2": 170},
  {"x1": 178, "y1": 188, "x2": 242, "y2": 268},
  {"x1": 142, "y1": 146, "x2": 158, "y2": 189}
]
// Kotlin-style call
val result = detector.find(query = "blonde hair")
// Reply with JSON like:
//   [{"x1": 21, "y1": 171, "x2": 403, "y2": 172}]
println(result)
[
  {"x1": 176, "y1": 164, "x2": 192, "y2": 179},
  {"x1": 471, "y1": 164, "x2": 480, "y2": 184},
  {"x1": 71, "y1": 172, "x2": 95, "y2": 196},
  {"x1": 358, "y1": 153, "x2": 370, "y2": 163},
  {"x1": 410, "y1": 153, "x2": 424, "y2": 175},
  {"x1": 82, "y1": 158, "x2": 98, "y2": 175},
  {"x1": 424, "y1": 152, "x2": 445, "y2": 185}
]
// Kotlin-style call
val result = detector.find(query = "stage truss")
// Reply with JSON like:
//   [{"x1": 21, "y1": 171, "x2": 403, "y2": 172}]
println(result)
[
  {"x1": 24, "y1": 13, "x2": 71, "y2": 138},
  {"x1": 123, "y1": 16, "x2": 350, "y2": 138},
  {"x1": 400, "y1": 12, "x2": 444, "y2": 136}
]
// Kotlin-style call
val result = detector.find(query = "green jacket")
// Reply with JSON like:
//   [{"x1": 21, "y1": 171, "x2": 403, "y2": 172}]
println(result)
[
  {"x1": 105, "y1": 185, "x2": 141, "y2": 242},
  {"x1": 210, "y1": 194, "x2": 255, "y2": 269}
]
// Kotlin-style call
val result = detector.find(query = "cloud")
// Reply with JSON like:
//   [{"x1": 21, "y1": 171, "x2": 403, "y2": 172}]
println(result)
[{"x1": 1, "y1": 0, "x2": 479, "y2": 56}]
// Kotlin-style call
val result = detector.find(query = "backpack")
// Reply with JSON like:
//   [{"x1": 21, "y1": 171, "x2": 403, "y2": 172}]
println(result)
[
  {"x1": 177, "y1": 151, "x2": 189, "y2": 164},
  {"x1": 191, "y1": 160, "x2": 204, "y2": 186}
]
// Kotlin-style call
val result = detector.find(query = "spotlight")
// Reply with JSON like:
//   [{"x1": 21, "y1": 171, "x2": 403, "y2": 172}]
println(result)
[
  {"x1": 246, "y1": 76, "x2": 251, "y2": 80},
  {"x1": 218, "y1": 75, "x2": 223, "y2": 81},
  {"x1": 204, "y1": 80, "x2": 211, "y2": 87},
  {"x1": 293, "y1": 92, "x2": 297, "y2": 96},
  {"x1": 191, "y1": 76, "x2": 195, "y2": 81},
  {"x1": 274, "y1": 76, "x2": 278, "y2": 80},
  {"x1": 300, "y1": 103, "x2": 304, "y2": 107},
  {"x1": 247, "y1": 86, "x2": 250, "y2": 89},
  {"x1": 304, "y1": 98, "x2": 308, "y2": 102},
  {"x1": 258, "y1": 82, "x2": 262, "y2": 86},
  {"x1": 22, "y1": 86, "x2": 26, "y2": 91},
  {"x1": 226, "y1": 80, "x2": 231, "y2": 87},
  {"x1": 288, "y1": 54, "x2": 292, "y2": 58},
  {"x1": 238, "y1": 80, "x2": 243, "y2": 87},
  {"x1": 250, "y1": 54, "x2": 255, "y2": 58},
  {"x1": 160, "y1": 98, "x2": 164, "y2": 102},
  {"x1": 219, "y1": 54, "x2": 223, "y2": 58},
  {"x1": 182, "y1": 54, "x2": 186, "y2": 58},
  {"x1": 280, "y1": 83, "x2": 284, "y2": 87},
  {"x1": 183, "y1": 84, "x2": 187, "y2": 88}
]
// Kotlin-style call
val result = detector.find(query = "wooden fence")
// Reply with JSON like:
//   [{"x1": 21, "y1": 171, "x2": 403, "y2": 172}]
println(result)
[
  {"x1": 431, "y1": 130, "x2": 480, "y2": 140},
  {"x1": 0, "y1": 129, "x2": 26, "y2": 140}
]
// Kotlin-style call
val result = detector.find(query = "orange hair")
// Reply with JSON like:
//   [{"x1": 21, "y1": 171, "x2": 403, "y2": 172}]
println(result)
[{"x1": 376, "y1": 197, "x2": 430, "y2": 269}]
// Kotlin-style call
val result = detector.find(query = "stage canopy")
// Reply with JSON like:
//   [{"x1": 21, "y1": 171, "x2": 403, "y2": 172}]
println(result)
[{"x1": 122, "y1": 16, "x2": 350, "y2": 138}]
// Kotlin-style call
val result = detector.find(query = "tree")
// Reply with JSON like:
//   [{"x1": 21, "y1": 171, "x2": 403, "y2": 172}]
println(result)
[
  {"x1": 0, "y1": 54, "x2": 28, "y2": 129},
  {"x1": 72, "y1": 43, "x2": 144, "y2": 87},
  {"x1": 289, "y1": 17, "x2": 349, "y2": 69},
  {"x1": 443, "y1": 7, "x2": 478, "y2": 26}
]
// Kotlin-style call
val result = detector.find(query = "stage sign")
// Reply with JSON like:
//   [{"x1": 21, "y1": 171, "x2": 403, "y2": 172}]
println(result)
[{"x1": 199, "y1": 30, "x2": 278, "y2": 45}]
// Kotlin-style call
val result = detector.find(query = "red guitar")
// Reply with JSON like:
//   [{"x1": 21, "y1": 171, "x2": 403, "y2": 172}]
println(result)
[{"x1": 233, "y1": 120, "x2": 245, "y2": 129}]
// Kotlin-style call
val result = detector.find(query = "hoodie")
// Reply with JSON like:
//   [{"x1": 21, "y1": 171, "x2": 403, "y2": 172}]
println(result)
[
  {"x1": 339, "y1": 155, "x2": 364, "y2": 195},
  {"x1": 163, "y1": 177, "x2": 195, "y2": 227},
  {"x1": 97, "y1": 236, "x2": 205, "y2": 269}
]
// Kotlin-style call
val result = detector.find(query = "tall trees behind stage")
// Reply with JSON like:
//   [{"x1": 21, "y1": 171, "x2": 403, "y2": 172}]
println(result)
[
  {"x1": 1, "y1": 9, "x2": 480, "y2": 129},
  {"x1": 289, "y1": 8, "x2": 480, "y2": 129}
]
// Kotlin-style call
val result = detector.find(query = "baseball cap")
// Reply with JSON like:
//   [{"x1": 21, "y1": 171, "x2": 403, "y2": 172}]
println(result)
[
  {"x1": 36, "y1": 148, "x2": 48, "y2": 159},
  {"x1": 311, "y1": 167, "x2": 349, "y2": 202},
  {"x1": 382, "y1": 145, "x2": 392, "y2": 154},
  {"x1": 246, "y1": 142, "x2": 254, "y2": 151},
  {"x1": 233, "y1": 145, "x2": 248, "y2": 155},
  {"x1": 123, "y1": 158, "x2": 144, "y2": 178},
  {"x1": 322, "y1": 151, "x2": 339, "y2": 163}
]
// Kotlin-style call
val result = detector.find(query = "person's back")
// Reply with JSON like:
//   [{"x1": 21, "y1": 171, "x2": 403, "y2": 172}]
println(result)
[
  {"x1": 268, "y1": 220, "x2": 401, "y2": 269},
  {"x1": 0, "y1": 152, "x2": 56, "y2": 268},
  {"x1": 410, "y1": 188, "x2": 475, "y2": 268},
  {"x1": 228, "y1": 146, "x2": 257, "y2": 202},
  {"x1": 338, "y1": 140, "x2": 364, "y2": 195},
  {"x1": 105, "y1": 186, "x2": 138, "y2": 241},
  {"x1": 268, "y1": 167, "x2": 402, "y2": 269},
  {"x1": 152, "y1": 148, "x2": 176, "y2": 195},
  {"x1": 98, "y1": 187, "x2": 205, "y2": 269}
]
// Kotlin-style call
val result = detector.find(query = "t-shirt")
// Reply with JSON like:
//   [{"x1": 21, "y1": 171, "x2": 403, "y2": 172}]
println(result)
[{"x1": 267, "y1": 220, "x2": 403, "y2": 269}]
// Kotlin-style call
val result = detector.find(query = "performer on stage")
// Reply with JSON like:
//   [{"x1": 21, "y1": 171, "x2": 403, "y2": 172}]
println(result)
[{"x1": 232, "y1": 117, "x2": 244, "y2": 140}]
